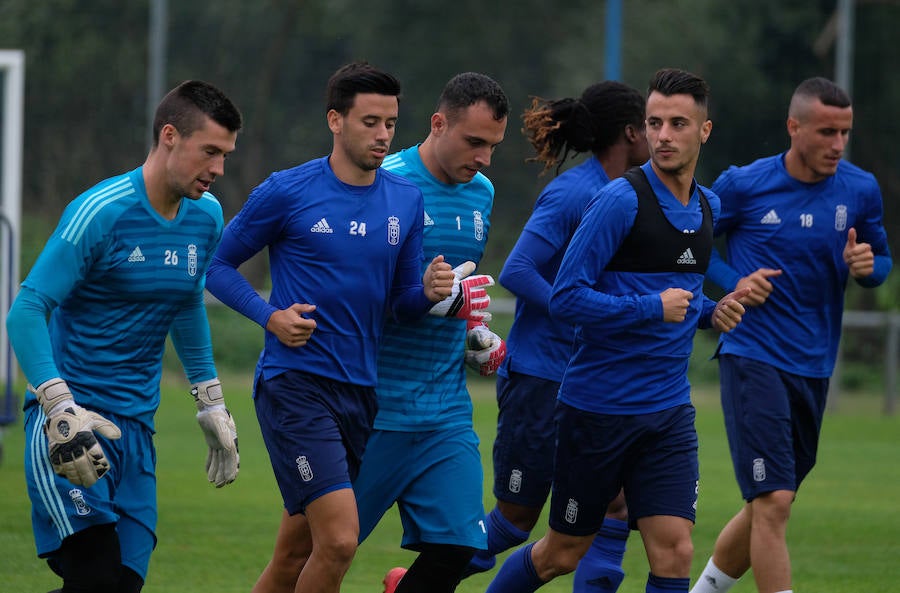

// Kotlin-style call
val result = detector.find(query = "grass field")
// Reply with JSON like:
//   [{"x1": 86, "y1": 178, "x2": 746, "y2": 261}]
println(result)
[{"x1": 1, "y1": 372, "x2": 898, "y2": 592}]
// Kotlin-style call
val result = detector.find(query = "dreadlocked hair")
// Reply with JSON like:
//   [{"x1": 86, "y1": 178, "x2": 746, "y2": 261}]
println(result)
[{"x1": 522, "y1": 81, "x2": 645, "y2": 176}]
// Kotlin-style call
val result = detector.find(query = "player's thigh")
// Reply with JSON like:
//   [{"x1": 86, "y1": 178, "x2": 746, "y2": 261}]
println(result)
[
  {"x1": 493, "y1": 372, "x2": 559, "y2": 506},
  {"x1": 354, "y1": 430, "x2": 418, "y2": 543},
  {"x1": 785, "y1": 372, "x2": 829, "y2": 487},
  {"x1": 112, "y1": 421, "x2": 158, "y2": 579},
  {"x1": 624, "y1": 405, "x2": 699, "y2": 526},
  {"x1": 255, "y1": 371, "x2": 375, "y2": 513},
  {"x1": 398, "y1": 427, "x2": 486, "y2": 550},
  {"x1": 24, "y1": 404, "x2": 120, "y2": 557},
  {"x1": 719, "y1": 355, "x2": 796, "y2": 499},
  {"x1": 548, "y1": 403, "x2": 624, "y2": 537}
]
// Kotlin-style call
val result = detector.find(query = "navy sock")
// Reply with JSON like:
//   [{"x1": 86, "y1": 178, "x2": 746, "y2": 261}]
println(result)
[
  {"x1": 485, "y1": 542, "x2": 545, "y2": 593},
  {"x1": 463, "y1": 507, "x2": 532, "y2": 577},
  {"x1": 646, "y1": 573, "x2": 690, "y2": 593},
  {"x1": 573, "y1": 518, "x2": 629, "y2": 593}
]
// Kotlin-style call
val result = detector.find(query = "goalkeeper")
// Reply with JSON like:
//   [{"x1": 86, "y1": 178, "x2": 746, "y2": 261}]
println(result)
[{"x1": 5, "y1": 80, "x2": 242, "y2": 593}]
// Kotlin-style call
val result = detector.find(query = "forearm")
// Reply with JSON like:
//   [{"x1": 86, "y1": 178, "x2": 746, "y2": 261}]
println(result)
[
  {"x1": 169, "y1": 293, "x2": 217, "y2": 384},
  {"x1": 6, "y1": 287, "x2": 60, "y2": 386},
  {"x1": 205, "y1": 231, "x2": 277, "y2": 328}
]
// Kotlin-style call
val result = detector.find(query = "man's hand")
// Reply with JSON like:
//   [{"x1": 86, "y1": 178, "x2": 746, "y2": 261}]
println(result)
[
  {"x1": 423, "y1": 255, "x2": 454, "y2": 302},
  {"x1": 192, "y1": 379, "x2": 239, "y2": 487},
  {"x1": 735, "y1": 268, "x2": 782, "y2": 307},
  {"x1": 660, "y1": 288, "x2": 694, "y2": 323},
  {"x1": 843, "y1": 227, "x2": 875, "y2": 278},
  {"x1": 430, "y1": 261, "x2": 494, "y2": 323},
  {"x1": 465, "y1": 321, "x2": 507, "y2": 376},
  {"x1": 712, "y1": 287, "x2": 751, "y2": 332},
  {"x1": 266, "y1": 303, "x2": 317, "y2": 348},
  {"x1": 34, "y1": 378, "x2": 121, "y2": 488}
]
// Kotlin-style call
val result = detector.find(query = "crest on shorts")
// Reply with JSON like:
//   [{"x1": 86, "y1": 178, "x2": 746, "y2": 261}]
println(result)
[
  {"x1": 565, "y1": 498, "x2": 578, "y2": 524},
  {"x1": 296, "y1": 455, "x2": 314, "y2": 482},
  {"x1": 69, "y1": 488, "x2": 92, "y2": 516},
  {"x1": 508, "y1": 469, "x2": 522, "y2": 494},
  {"x1": 752, "y1": 457, "x2": 766, "y2": 482}
]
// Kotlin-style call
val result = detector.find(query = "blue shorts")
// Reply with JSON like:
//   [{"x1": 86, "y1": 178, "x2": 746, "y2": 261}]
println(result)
[
  {"x1": 354, "y1": 425, "x2": 486, "y2": 550},
  {"x1": 549, "y1": 402, "x2": 698, "y2": 536},
  {"x1": 255, "y1": 370, "x2": 377, "y2": 514},
  {"x1": 24, "y1": 404, "x2": 157, "y2": 579},
  {"x1": 492, "y1": 370, "x2": 559, "y2": 507},
  {"x1": 718, "y1": 355, "x2": 828, "y2": 500}
]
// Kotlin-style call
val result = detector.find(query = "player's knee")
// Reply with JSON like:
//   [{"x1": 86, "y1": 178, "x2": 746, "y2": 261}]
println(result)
[
  {"x1": 319, "y1": 533, "x2": 358, "y2": 568},
  {"x1": 752, "y1": 490, "x2": 794, "y2": 526}
]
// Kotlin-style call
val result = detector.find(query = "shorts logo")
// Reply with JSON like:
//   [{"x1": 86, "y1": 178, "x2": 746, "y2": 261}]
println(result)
[
  {"x1": 835, "y1": 205, "x2": 847, "y2": 231},
  {"x1": 68, "y1": 488, "x2": 91, "y2": 516},
  {"x1": 187, "y1": 244, "x2": 198, "y2": 277},
  {"x1": 387, "y1": 216, "x2": 400, "y2": 246},
  {"x1": 296, "y1": 455, "x2": 314, "y2": 482},
  {"x1": 565, "y1": 498, "x2": 578, "y2": 524},
  {"x1": 473, "y1": 210, "x2": 484, "y2": 241},
  {"x1": 508, "y1": 469, "x2": 522, "y2": 494},
  {"x1": 752, "y1": 458, "x2": 766, "y2": 482}
]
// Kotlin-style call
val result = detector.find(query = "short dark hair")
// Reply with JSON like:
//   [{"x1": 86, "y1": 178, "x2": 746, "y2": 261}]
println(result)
[
  {"x1": 648, "y1": 68, "x2": 710, "y2": 111},
  {"x1": 437, "y1": 72, "x2": 509, "y2": 123},
  {"x1": 152, "y1": 80, "x2": 242, "y2": 147},
  {"x1": 792, "y1": 76, "x2": 851, "y2": 109},
  {"x1": 325, "y1": 62, "x2": 402, "y2": 115},
  {"x1": 522, "y1": 81, "x2": 645, "y2": 174}
]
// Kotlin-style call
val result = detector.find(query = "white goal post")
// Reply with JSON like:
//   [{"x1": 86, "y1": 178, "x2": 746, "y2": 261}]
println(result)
[{"x1": 1, "y1": 49, "x2": 24, "y2": 427}]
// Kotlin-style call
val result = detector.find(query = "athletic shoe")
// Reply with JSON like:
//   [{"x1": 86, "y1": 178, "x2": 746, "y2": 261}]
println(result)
[{"x1": 383, "y1": 566, "x2": 407, "y2": 593}]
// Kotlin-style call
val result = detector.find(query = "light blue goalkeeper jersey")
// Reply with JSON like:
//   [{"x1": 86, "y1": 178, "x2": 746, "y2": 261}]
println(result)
[
  {"x1": 375, "y1": 145, "x2": 493, "y2": 431},
  {"x1": 10, "y1": 167, "x2": 222, "y2": 429}
]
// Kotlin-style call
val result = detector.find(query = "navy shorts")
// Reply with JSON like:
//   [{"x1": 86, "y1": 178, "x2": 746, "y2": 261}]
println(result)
[
  {"x1": 254, "y1": 370, "x2": 377, "y2": 514},
  {"x1": 491, "y1": 370, "x2": 559, "y2": 507},
  {"x1": 719, "y1": 354, "x2": 828, "y2": 500},
  {"x1": 549, "y1": 402, "x2": 698, "y2": 536}
]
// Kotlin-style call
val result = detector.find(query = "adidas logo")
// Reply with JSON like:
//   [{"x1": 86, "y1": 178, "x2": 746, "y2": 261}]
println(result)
[
  {"x1": 677, "y1": 248, "x2": 697, "y2": 265},
  {"x1": 423, "y1": 211, "x2": 434, "y2": 226},
  {"x1": 127, "y1": 246, "x2": 145, "y2": 262},
  {"x1": 760, "y1": 209, "x2": 781, "y2": 224},
  {"x1": 310, "y1": 218, "x2": 333, "y2": 233}
]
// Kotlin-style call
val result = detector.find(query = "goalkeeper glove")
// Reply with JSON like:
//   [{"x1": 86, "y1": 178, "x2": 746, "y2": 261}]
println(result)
[
  {"x1": 192, "y1": 378, "x2": 239, "y2": 487},
  {"x1": 465, "y1": 321, "x2": 507, "y2": 376},
  {"x1": 33, "y1": 378, "x2": 122, "y2": 488},
  {"x1": 430, "y1": 261, "x2": 494, "y2": 323}
]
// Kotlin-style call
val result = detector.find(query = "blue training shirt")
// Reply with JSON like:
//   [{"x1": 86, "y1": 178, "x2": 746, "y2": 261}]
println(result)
[
  {"x1": 205, "y1": 156, "x2": 432, "y2": 388},
  {"x1": 706, "y1": 153, "x2": 892, "y2": 378},
  {"x1": 499, "y1": 157, "x2": 611, "y2": 383},
  {"x1": 374, "y1": 145, "x2": 493, "y2": 431},
  {"x1": 6, "y1": 167, "x2": 222, "y2": 429},
  {"x1": 551, "y1": 162, "x2": 720, "y2": 415}
]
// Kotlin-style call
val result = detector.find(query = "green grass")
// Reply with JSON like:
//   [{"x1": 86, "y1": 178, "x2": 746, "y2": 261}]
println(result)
[{"x1": 1, "y1": 374, "x2": 898, "y2": 592}]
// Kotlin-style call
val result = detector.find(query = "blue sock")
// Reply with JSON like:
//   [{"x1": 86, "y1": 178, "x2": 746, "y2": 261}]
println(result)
[
  {"x1": 486, "y1": 542, "x2": 545, "y2": 593},
  {"x1": 464, "y1": 507, "x2": 531, "y2": 577},
  {"x1": 646, "y1": 573, "x2": 690, "y2": 593},
  {"x1": 573, "y1": 518, "x2": 629, "y2": 593}
]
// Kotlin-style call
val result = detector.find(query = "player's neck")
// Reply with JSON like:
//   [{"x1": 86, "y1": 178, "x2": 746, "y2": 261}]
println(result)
[
  {"x1": 142, "y1": 153, "x2": 182, "y2": 220},
  {"x1": 417, "y1": 136, "x2": 451, "y2": 184},
  {"x1": 328, "y1": 151, "x2": 376, "y2": 186}
]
